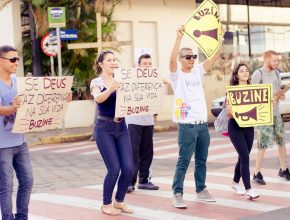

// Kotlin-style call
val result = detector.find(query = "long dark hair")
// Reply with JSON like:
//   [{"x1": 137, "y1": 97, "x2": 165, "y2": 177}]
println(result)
[
  {"x1": 95, "y1": 50, "x2": 114, "y2": 74},
  {"x1": 230, "y1": 63, "x2": 250, "y2": 86}
]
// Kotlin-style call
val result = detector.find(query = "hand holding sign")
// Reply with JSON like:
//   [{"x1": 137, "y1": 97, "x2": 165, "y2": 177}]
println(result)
[
  {"x1": 274, "y1": 84, "x2": 290, "y2": 101},
  {"x1": 108, "y1": 81, "x2": 120, "y2": 93},
  {"x1": 13, "y1": 96, "x2": 21, "y2": 110},
  {"x1": 177, "y1": 25, "x2": 185, "y2": 39},
  {"x1": 13, "y1": 76, "x2": 73, "y2": 133}
]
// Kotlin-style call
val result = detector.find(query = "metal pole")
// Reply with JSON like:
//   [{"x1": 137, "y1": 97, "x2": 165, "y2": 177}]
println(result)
[
  {"x1": 56, "y1": 27, "x2": 63, "y2": 77},
  {"x1": 50, "y1": 56, "x2": 55, "y2": 76},
  {"x1": 29, "y1": 2, "x2": 41, "y2": 76},
  {"x1": 247, "y1": 0, "x2": 252, "y2": 58},
  {"x1": 56, "y1": 27, "x2": 65, "y2": 132}
]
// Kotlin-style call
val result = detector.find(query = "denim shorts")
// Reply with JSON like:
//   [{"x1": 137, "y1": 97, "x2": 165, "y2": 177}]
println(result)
[{"x1": 257, "y1": 115, "x2": 285, "y2": 149}]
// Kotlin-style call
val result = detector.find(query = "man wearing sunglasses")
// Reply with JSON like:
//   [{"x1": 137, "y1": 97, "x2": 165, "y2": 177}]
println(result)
[
  {"x1": 0, "y1": 45, "x2": 33, "y2": 220},
  {"x1": 169, "y1": 26, "x2": 222, "y2": 208}
]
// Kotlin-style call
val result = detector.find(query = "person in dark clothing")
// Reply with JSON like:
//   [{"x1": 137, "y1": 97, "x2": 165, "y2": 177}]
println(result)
[
  {"x1": 227, "y1": 63, "x2": 259, "y2": 200},
  {"x1": 90, "y1": 50, "x2": 134, "y2": 216}
]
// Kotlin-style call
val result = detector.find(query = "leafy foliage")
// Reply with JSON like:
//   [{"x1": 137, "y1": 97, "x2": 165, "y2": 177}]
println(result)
[{"x1": 19, "y1": 0, "x2": 124, "y2": 99}]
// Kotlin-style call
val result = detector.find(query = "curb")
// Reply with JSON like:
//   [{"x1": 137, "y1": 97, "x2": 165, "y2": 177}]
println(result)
[{"x1": 29, "y1": 132, "x2": 92, "y2": 147}]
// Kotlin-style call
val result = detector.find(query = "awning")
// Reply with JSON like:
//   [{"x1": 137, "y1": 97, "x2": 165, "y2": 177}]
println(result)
[{"x1": 196, "y1": 0, "x2": 290, "y2": 7}]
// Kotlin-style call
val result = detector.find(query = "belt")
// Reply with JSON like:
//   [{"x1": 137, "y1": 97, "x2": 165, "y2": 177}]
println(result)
[
  {"x1": 97, "y1": 115, "x2": 124, "y2": 123},
  {"x1": 181, "y1": 120, "x2": 207, "y2": 125}
]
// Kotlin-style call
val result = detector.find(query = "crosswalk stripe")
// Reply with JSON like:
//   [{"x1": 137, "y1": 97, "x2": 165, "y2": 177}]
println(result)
[
  {"x1": 207, "y1": 143, "x2": 290, "y2": 162},
  {"x1": 80, "y1": 150, "x2": 99, "y2": 155},
  {"x1": 30, "y1": 141, "x2": 92, "y2": 152},
  {"x1": 85, "y1": 183, "x2": 283, "y2": 212},
  {"x1": 207, "y1": 172, "x2": 290, "y2": 185},
  {"x1": 153, "y1": 142, "x2": 235, "y2": 159},
  {"x1": 153, "y1": 138, "x2": 177, "y2": 144},
  {"x1": 29, "y1": 215, "x2": 56, "y2": 220},
  {"x1": 52, "y1": 144, "x2": 96, "y2": 153},
  {"x1": 79, "y1": 137, "x2": 231, "y2": 156},
  {"x1": 31, "y1": 193, "x2": 207, "y2": 220},
  {"x1": 154, "y1": 142, "x2": 290, "y2": 160}
]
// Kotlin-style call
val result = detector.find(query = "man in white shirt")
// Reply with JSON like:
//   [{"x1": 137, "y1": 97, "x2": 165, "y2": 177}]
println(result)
[
  {"x1": 126, "y1": 54, "x2": 159, "y2": 192},
  {"x1": 169, "y1": 26, "x2": 221, "y2": 208}
]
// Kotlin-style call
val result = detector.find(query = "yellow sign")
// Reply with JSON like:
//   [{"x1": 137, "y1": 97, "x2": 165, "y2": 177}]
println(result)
[
  {"x1": 184, "y1": 0, "x2": 222, "y2": 58},
  {"x1": 226, "y1": 84, "x2": 273, "y2": 127}
]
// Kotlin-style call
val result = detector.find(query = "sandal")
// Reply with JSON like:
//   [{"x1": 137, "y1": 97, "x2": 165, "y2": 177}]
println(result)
[
  {"x1": 114, "y1": 202, "x2": 134, "y2": 214},
  {"x1": 101, "y1": 204, "x2": 121, "y2": 216}
]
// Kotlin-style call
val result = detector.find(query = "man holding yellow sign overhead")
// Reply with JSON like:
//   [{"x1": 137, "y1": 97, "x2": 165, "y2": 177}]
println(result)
[
  {"x1": 251, "y1": 50, "x2": 290, "y2": 185},
  {"x1": 169, "y1": 24, "x2": 222, "y2": 208}
]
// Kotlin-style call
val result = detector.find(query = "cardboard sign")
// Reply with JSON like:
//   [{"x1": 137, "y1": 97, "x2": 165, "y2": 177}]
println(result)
[
  {"x1": 184, "y1": 0, "x2": 222, "y2": 58},
  {"x1": 12, "y1": 76, "x2": 73, "y2": 133},
  {"x1": 226, "y1": 84, "x2": 273, "y2": 127},
  {"x1": 114, "y1": 68, "x2": 163, "y2": 117}
]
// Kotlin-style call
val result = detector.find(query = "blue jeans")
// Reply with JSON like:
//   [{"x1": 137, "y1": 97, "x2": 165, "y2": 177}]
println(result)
[
  {"x1": 0, "y1": 143, "x2": 34, "y2": 220},
  {"x1": 95, "y1": 119, "x2": 133, "y2": 205},
  {"x1": 172, "y1": 123, "x2": 210, "y2": 193}
]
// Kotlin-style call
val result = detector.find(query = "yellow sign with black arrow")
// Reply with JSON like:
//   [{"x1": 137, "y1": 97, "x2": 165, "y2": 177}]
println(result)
[{"x1": 184, "y1": 0, "x2": 222, "y2": 58}]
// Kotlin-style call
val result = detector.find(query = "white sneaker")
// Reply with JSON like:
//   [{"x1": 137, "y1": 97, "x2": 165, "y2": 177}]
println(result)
[
  {"x1": 231, "y1": 182, "x2": 246, "y2": 195},
  {"x1": 245, "y1": 189, "x2": 259, "y2": 200}
]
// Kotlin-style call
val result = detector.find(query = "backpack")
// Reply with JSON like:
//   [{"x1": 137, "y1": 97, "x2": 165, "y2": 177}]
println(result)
[{"x1": 214, "y1": 98, "x2": 228, "y2": 136}]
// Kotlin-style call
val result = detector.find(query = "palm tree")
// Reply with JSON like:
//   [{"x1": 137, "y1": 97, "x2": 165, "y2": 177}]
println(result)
[{"x1": 1, "y1": 0, "x2": 130, "y2": 99}]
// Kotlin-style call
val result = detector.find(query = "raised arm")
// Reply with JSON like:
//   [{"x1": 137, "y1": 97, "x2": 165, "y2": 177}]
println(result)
[
  {"x1": 169, "y1": 26, "x2": 184, "y2": 73},
  {"x1": 91, "y1": 81, "x2": 119, "y2": 104}
]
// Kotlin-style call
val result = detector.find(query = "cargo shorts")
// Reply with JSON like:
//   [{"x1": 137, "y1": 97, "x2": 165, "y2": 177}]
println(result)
[{"x1": 257, "y1": 115, "x2": 285, "y2": 149}]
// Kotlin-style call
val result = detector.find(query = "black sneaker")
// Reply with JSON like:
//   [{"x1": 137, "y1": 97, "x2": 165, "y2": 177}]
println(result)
[
  {"x1": 138, "y1": 182, "x2": 159, "y2": 190},
  {"x1": 126, "y1": 185, "x2": 135, "y2": 193},
  {"x1": 253, "y1": 172, "x2": 266, "y2": 185},
  {"x1": 278, "y1": 168, "x2": 290, "y2": 181}
]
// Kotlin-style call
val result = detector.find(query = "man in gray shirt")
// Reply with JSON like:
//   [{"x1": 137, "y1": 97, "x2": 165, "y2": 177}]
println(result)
[{"x1": 251, "y1": 50, "x2": 290, "y2": 185}]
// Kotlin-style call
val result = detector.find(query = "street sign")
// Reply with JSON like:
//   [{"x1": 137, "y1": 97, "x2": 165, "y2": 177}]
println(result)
[
  {"x1": 49, "y1": 29, "x2": 78, "y2": 41},
  {"x1": 48, "y1": 7, "x2": 66, "y2": 28},
  {"x1": 41, "y1": 34, "x2": 58, "y2": 57}
]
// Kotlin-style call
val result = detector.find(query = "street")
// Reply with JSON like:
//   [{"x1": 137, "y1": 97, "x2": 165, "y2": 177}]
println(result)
[{"x1": 15, "y1": 123, "x2": 290, "y2": 219}]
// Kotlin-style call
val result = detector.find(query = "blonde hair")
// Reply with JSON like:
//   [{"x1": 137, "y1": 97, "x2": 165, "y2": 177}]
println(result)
[
  {"x1": 179, "y1": 48, "x2": 192, "y2": 57},
  {"x1": 263, "y1": 50, "x2": 278, "y2": 61}
]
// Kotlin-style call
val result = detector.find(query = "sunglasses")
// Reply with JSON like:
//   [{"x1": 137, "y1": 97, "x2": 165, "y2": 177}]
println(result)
[
  {"x1": 0, "y1": 57, "x2": 20, "y2": 63},
  {"x1": 180, "y1": 55, "x2": 197, "y2": 60}
]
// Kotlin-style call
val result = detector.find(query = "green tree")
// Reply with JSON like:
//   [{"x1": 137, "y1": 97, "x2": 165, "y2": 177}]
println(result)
[{"x1": 1, "y1": 0, "x2": 127, "y2": 99}]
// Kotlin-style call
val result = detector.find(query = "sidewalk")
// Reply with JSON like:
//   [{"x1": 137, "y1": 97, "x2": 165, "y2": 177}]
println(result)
[{"x1": 26, "y1": 120, "x2": 179, "y2": 147}]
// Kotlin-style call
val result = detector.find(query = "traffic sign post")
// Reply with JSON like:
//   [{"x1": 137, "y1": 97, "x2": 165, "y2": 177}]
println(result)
[
  {"x1": 41, "y1": 34, "x2": 58, "y2": 57},
  {"x1": 48, "y1": 7, "x2": 66, "y2": 131},
  {"x1": 49, "y1": 29, "x2": 78, "y2": 41}
]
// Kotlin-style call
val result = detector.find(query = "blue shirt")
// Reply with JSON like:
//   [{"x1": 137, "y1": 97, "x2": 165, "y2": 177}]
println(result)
[{"x1": 0, "y1": 75, "x2": 25, "y2": 148}]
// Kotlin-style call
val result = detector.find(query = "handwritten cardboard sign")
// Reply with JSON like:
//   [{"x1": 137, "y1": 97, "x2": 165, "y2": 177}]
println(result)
[
  {"x1": 12, "y1": 76, "x2": 73, "y2": 133},
  {"x1": 184, "y1": 0, "x2": 222, "y2": 58},
  {"x1": 114, "y1": 68, "x2": 163, "y2": 117},
  {"x1": 226, "y1": 84, "x2": 273, "y2": 127}
]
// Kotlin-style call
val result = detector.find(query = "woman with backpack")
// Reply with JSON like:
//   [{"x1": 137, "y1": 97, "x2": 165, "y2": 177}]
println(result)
[{"x1": 227, "y1": 63, "x2": 259, "y2": 200}]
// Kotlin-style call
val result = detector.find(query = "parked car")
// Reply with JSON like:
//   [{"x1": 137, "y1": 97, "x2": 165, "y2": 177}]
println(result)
[{"x1": 211, "y1": 72, "x2": 290, "y2": 119}]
